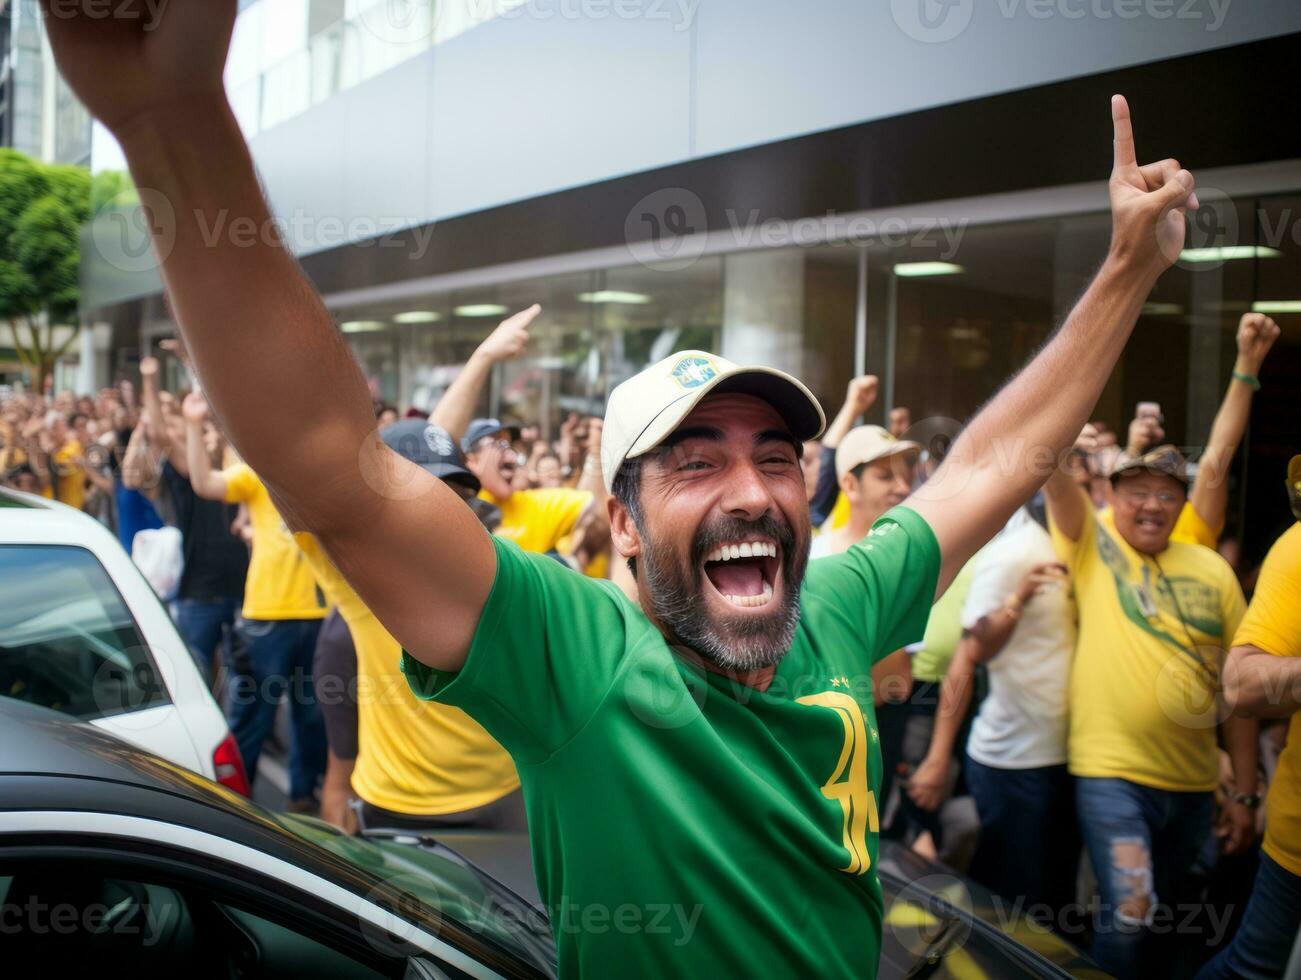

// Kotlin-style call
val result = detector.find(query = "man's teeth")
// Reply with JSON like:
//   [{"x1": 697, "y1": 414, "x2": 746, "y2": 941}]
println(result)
[
  {"x1": 704, "y1": 541, "x2": 777, "y2": 563},
  {"x1": 722, "y1": 580, "x2": 775, "y2": 608}
]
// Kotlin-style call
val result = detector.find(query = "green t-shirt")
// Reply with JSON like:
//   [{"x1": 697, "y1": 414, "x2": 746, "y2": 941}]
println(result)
[{"x1": 402, "y1": 506, "x2": 940, "y2": 978}]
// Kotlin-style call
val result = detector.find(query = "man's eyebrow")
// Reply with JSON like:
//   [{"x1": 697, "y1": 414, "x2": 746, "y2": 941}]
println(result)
[
  {"x1": 755, "y1": 428, "x2": 801, "y2": 454},
  {"x1": 655, "y1": 426, "x2": 725, "y2": 458}
]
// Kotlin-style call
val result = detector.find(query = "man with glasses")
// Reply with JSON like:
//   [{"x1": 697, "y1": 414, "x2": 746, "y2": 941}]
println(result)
[{"x1": 1044, "y1": 444, "x2": 1256, "y2": 980}]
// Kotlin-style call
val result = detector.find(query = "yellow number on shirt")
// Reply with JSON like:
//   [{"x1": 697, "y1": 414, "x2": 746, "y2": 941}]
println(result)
[{"x1": 797, "y1": 691, "x2": 879, "y2": 876}]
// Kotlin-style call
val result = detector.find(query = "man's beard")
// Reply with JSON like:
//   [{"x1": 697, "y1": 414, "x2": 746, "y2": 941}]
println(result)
[{"x1": 640, "y1": 513, "x2": 807, "y2": 673}]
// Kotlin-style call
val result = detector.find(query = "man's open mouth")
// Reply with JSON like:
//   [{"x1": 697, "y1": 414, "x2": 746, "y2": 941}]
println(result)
[{"x1": 701, "y1": 539, "x2": 780, "y2": 609}]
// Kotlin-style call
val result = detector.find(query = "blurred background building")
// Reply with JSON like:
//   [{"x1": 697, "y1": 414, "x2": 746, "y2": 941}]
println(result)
[{"x1": 76, "y1": 0, "x2": 1301, "y2": 559}]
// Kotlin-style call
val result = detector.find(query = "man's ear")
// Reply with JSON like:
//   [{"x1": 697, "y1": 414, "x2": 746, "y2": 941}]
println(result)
[
  {"x1": 607, "y1": 494, "x2": 642, "y2": 562},
  {"x1": 838, "y1": 470, "x2": 859, "y2": 503}
]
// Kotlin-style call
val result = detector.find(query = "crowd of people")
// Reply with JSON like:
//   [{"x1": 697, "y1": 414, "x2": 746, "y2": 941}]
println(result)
[{"x1": 3, "y1": 304, "x2": 1296, "y2": 976}]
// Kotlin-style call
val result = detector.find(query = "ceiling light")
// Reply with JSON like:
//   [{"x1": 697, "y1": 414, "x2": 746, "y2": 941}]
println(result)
[
  {"x1": 454, "y1": 304, "x2": 508, "y2": 317},
  {"x1": 1252, "y1": 300, "x2": 1301, "y2": 314},
  {"x1": 577, "y1": 290, "x2": 651, "y2": 304},
  {"x1": 1141, "y1": 303, "x2": 1183, "y2": 315},
  {"x1": 892, "y1": 262, "x2": 964, "y2": 278},
  {"x1": 340, "y1": 320, "x2": 385, "y2": 333},
  {"x1": 393, "y1": 310, "x2": 440, "y2": 324},
  {"x1": 1177, "y1": 246, "x2": 1282, "y2": 263}
]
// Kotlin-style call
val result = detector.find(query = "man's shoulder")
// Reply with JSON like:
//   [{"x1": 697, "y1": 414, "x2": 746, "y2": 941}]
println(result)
[{"x1": 1163, "y1": 538, "x2": 1239, "y2": 588}]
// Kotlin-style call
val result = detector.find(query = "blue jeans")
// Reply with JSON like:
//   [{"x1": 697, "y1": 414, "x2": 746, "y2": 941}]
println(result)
[
  {"x1": 1196, "y1": 851, "x2": 1301, "y2": 980},
  {"x1": 227, "y1": 617, "x2": 326, "y2": 801},
  {"x1": 965, "y1": 757, "x2": 1078, "y2": 921},
  {"x1": 175, "y1": 597, "x2": 240, "y2": 678},
  {"x1": 1076, "y1": 776, "x2": 1214, "y2": 980}
]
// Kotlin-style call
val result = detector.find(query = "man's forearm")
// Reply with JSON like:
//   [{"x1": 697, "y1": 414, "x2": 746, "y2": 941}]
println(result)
[
  {"x1": 1189, "y1": 370, "x2": 1253, "y2": 531},
  {"x1": 925, "y1": 638, "x2": 979, "y2": 763},
  {"x1": 1225, "y1": 646, "x2": 1301, "y2": 718},
  {"x1": 185, "y1": 420, "x2": 225, "y2": 500},
  {"x1": 117, "y1": 99, "x2": 374, "y2": 526},
  {"x1": 1221, "y1": 713, "x2": 1259, "y2": 797},
  {"x1": 431, "y1": 351, "x2": 494, "y2": 444}
]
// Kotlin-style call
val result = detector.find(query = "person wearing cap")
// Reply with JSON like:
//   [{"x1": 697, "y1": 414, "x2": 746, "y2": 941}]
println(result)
[
  {"x1": 806, "y1": 375, "x2": 883, "y2": 530},
  {"x1": 1200, "y1": 456, "x2": 1301, "y2": 980},
  {"x1": 296, "y1": 421, "x2": 524, "y2": 833},
  {"x1": 430, "y1": 307, "x2": 607, "y2": 560},
  {"x1": 810, "y1": 424, "x2": 919, "y2": 558},
  {"x1": 54, "y1": 23, "x2": 1199, "y2": 972},
  {"x1": 1044, "y1": 441, "x2": 1256, "y2": 979},
  {"x1": 183, "y1": 390, "x2": 328, "y2": 811}
]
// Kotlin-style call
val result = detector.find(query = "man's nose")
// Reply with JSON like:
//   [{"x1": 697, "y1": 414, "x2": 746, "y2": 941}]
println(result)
[{"x1": 720, "y1": 459, "x2": 776, "y2": 522}]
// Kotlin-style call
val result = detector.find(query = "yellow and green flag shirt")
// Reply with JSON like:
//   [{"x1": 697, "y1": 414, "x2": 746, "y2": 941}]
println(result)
[
  {"x1": 221, "y1": 463, "x2": 326, "y2": 621},
  {"x1": 295, "y1": 533, "x2": 520, "y2": 816},
  {"x1": 403, "y1": 507, "x2": 939, "y2": 978},
  {"x1": 1052, "y1": 506, "x2": 1245, "y2": 792},
  {"x1": 1233, "y1": 522, "x2": 1301, "y2": 876}
]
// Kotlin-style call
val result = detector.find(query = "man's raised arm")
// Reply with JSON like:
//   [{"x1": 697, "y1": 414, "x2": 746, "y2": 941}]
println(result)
[
  {"x1": 907, "y1": 96, "x2": 1198, "y2": 594},
  {"x1": 43, "y1": 2, "x2": 492, "y2": 671}
]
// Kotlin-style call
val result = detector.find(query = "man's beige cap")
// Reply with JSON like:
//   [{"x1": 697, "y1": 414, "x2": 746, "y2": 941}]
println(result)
[
  {"x1": 601, "y1": 351, "x2": 825, "y2": 491},
  {"x1": 834, "y1": 425, "x2": 921, "y2": 480}
]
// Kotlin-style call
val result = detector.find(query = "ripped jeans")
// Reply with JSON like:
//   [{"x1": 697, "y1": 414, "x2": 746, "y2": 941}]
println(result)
[{"x1": 1076, "y1": 777, "x2": 1214, "y2": 980}]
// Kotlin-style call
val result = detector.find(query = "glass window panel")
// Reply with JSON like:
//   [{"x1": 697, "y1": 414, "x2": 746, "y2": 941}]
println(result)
[{"x1": 0, "y1": 545, "x2": 167, "y2": 720}]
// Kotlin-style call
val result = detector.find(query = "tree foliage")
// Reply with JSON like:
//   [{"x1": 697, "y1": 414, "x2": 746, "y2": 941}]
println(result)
[{"x1": 0, "y1": 148, "x2": 91, "y2": 391}]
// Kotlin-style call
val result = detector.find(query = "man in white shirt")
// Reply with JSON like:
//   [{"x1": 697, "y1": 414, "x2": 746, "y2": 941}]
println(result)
[{"x1": 908, "y1": 504, "x2": 1078, "y2": 920}]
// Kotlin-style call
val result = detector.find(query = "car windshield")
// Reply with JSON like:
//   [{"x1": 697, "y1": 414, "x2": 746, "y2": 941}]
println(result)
[{"x1": 276, "y1": 814, "x2": 557, "y2": 977}]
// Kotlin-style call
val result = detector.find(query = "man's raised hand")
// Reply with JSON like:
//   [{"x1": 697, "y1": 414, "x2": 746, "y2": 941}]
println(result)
[
  {"x1": 477, "y1": 304, "x2": 541, "y2": 364},
  {"x1": 845, "y1": 375, "x2": 880, "y2": 418},
  {"x1": 181, "y1": 390, "x2": 209, "y2": 424},
  {"x1": 1107, "y1": 95, "x2": 1198, "y2": 276},
  {"x1": 1236, "y1": 313, "x2": 1281, "y2": 376},
  {"x1": 39, "y1": 0, "x2": 238, "y2": 136}
]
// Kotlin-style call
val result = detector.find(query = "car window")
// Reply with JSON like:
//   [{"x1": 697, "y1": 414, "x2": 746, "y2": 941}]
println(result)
[
  {"x1": 0, "y1": 544, "x2": 167, "y2": 719},
  {"x1": 0, "y1": 862, "x2": 393, "y2": 979}
]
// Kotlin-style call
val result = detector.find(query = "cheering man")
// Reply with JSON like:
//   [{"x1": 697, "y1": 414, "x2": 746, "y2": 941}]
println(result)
[{"x1": 44, "y1": 3, "x2": 1200, "y2": 975}]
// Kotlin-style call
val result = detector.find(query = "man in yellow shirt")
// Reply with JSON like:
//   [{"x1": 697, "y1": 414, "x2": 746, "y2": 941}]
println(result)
[
  {"x1": 1044, "y1": 445, "x2": 1256, "y2": 980},
  {"x1": 430, "y1": 305, "x2": 606, "y2": 558},
  {"x1": 47, "y1": 414, "x2": 88, "y2": 510},
  {"x1": 1200, "y1": 464, "x2": 1301, "y2": 979},
  {"x1": 184, "y1": 392, "x2": 328, "y2": 809},
  {"x1": 299, "y1": 421, "x2": 523, "y2": 832}
]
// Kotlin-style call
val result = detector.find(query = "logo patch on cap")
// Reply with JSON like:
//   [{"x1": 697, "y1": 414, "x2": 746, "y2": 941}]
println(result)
[
  {"x1": 670, "y1": 355, "x2": 718, "y2": 390},
  {"x1": 423, "y1": 425, "x2": 455, "y2": 458}
]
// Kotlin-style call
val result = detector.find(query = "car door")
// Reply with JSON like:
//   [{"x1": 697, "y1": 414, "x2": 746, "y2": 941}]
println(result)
[{"x1": 0, "y1": 808, "x2": 517, "y2": 979}]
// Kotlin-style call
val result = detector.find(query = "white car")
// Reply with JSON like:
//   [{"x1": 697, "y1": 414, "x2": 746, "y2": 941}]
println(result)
[{"x1": 0, "y1": 486, "x2": 246, "y2": 793}]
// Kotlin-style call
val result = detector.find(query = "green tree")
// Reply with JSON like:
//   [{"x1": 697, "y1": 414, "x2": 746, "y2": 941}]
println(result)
[{"x1": 0, "y1": 148, "x2": 91, "y2": 392}]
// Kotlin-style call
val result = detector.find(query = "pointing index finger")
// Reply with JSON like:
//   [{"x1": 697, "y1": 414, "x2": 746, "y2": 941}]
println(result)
[{"x1": 1111, "y1": 94, "x2": 1136, "y2": 170}]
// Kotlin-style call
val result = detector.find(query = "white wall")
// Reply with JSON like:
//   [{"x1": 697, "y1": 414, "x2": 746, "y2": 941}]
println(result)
[{"x1": 86, "y1": 0, "x2": 1301, "y2": 306}]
